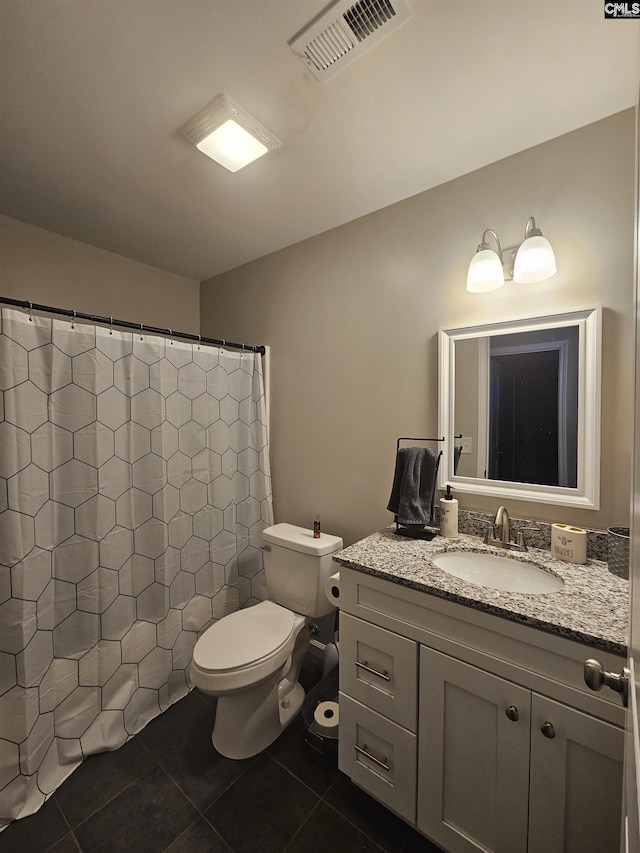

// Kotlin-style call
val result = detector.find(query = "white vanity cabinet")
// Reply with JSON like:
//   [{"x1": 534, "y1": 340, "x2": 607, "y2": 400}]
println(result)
[
  {"x1": 419, "y1": 647, "x2": 623, "y2": 853},
  {"x1": 337, "y1": 566, "x2": 625, "y2": 853}
]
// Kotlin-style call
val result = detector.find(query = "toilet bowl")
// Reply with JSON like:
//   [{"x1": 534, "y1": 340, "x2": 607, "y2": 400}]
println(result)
[
  {"x1": 189, "y1": 522, "x2": 343, "y2": 760},
  {"x1": 191, "y1": 600, "x2": 308, "y2": 759}
]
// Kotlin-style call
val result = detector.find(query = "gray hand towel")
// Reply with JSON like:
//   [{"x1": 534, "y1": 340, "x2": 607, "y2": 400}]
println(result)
[{"x1": 387, "y1": 446, "x2": 441, "y2": 526}]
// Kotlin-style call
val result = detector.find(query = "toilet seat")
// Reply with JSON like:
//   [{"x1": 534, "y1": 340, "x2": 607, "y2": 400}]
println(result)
[
  {"x1": 191, "y1": 601, "x2": 302, "y2": 694},
  {"x1": 194, "y1": 600, "x2": 295, "y2": 671}
]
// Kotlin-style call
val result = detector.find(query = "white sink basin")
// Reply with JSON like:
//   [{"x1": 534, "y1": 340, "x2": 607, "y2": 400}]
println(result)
[{"x1": 432, "y1": 551, "x2": 564, "y2": 595}]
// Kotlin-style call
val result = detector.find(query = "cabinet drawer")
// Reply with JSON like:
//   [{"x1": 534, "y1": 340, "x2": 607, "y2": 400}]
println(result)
[
  {"x1": 340, "y1": 612, "x2": 417, "y2": 731},
  {"x1": 338, "y1": 692, "x2": 416, "y2": 824}
]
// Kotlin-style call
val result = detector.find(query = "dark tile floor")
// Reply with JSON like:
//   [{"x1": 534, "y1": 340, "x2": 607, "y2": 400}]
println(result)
[{"x1": 0, "y1": 658, "x2": 443, "y2": 853}]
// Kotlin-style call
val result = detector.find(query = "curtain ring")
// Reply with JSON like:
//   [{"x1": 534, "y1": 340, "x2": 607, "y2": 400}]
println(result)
[
  {"x1": 71, "y1": 310, "x2": 76, "y2": 329},
  {"x1": 169, "y1": 329, "x2": 173, "y2": 345},
  {"x1": 197, "y1": 334, "x2": 201, "y2": 350},
  {"x1": 140, "y1": 323, "x2": 143, "y2": 341},
  {"x1": 109, "y1": 316, "x2": 113, "y2": 335},
  {"x1": 28, "y1": 301, "x2": 33, "y2": 321}
]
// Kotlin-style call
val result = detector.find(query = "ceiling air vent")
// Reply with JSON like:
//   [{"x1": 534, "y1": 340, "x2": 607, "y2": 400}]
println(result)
[{"x1": 289, "y1": 0, "x2": 412, "y2": 81}]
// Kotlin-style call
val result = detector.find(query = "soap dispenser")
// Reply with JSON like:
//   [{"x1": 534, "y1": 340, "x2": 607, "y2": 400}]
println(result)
[{"x1": 440, "y1": 485, "x2": 458, "y2": 538}]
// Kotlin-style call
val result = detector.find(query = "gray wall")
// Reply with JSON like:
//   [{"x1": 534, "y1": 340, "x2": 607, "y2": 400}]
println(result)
[
  {"x1": 1, "y1": 215, "x2": 200, "y2": 332},
  {"x1": 200, "y1": 110, "x2": 635, "y2": 546}
]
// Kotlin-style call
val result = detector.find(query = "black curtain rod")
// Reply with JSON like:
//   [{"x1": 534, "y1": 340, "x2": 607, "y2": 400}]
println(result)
[{"x1": 0, "y1": 296, "x2": 266, "y2": 355}]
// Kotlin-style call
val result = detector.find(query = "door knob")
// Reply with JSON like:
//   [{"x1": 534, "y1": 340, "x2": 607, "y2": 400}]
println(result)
[
  {"x1": 541, "y1": 721, "x2": 555, "y2": 739},
  {"x1": 583, "y1": 658, "x2": 630, "y2": 708},
  {"x1": 505, "y1": 705, "x2": 519, "y2": 722}
]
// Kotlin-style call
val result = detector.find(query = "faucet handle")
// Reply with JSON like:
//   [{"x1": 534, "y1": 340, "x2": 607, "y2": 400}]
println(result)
[
  {"x1": 515, "y1": 527, "x2": 539, "y2": 550},
  {"x1": 483, "y1": 521, "x2": 496, "y2": 544}
]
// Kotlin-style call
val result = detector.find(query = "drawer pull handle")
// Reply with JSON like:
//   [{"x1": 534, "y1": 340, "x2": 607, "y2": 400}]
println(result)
[
  {"x1": 505, "y1": 705, "x2": 519, "y2": 722},
  {"x1": 355, "y1": 660, "x2": 391, "y2": 682},
  {"x1": 355, "y1": 743, "x2": 390, "y2": 772}
]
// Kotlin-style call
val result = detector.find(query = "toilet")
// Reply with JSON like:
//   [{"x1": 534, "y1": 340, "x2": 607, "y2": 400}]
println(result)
[{"x1": 189, "y1": 522, "x2": 343, "y2": 759}]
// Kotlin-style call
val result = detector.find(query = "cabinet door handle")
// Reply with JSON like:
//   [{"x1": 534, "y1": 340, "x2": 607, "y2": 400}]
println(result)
[
  {"x1": 505, "y1": 705, "x2": 519, "y2": 722},
  {"x1": 355, "y1": 743, "x2": 390, "y2": 772},
  {"x1": 355, "y1": 660, "x2": 391, "y2": 682},
  {"x1": 541, "y1": 721, "x2": 555, "y2": 739}
]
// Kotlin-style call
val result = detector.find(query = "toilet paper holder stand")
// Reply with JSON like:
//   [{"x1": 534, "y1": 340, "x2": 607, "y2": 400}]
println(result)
[{"x1": 303, "y1": 669, "x2": 340, "y2": 769}]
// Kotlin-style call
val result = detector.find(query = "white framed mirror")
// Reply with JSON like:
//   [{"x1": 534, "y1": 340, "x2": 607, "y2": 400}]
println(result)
[{"x1": 438, "y1": 305, "x2": 602, "y2": 509}]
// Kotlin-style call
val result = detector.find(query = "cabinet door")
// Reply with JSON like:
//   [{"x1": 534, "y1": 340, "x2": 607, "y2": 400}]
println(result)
[
  {"x1": 528, "y1": 693, "x2": 623, "y2": 853},
  {"x1": 340, "y1": 612, "x2": 417, "y2": 731},
  {"x1": 338, "y1": 692, "x2": 417, "y2": 823},
  {"x1": 417, "y1": 647, "x2": 530, "y2": 853}
]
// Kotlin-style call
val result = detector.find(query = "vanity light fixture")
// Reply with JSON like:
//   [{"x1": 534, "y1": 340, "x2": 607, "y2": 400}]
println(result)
[
  {"x1": 466, "y1": 216, "x2": 557, "y2": 293},
  {"x1": 181, "y1": 94, "x2": 282, "y2": 173}
]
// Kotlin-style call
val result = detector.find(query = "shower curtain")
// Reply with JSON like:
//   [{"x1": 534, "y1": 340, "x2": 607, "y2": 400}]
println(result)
[{"x1": 0, "y1": 308, "x2": 273, "y2": 825}]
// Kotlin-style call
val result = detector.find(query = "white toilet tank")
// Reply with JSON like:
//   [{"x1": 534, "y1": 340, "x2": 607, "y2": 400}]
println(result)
[{"x1": 262, "y1": 523, "x2": 343, "y2": 618}]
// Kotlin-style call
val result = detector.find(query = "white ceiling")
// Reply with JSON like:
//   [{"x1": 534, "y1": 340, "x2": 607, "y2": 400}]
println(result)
[{"x1": 1, "y1": 1, "x2": 638, "y2": 281}]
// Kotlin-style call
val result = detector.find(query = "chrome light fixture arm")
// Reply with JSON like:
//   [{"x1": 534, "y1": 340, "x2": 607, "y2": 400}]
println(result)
[
  {"x1": 524, "y1": 216, "x2": 541, "y2": 239},
  {"x1": 478, "y1": 228, "x2": 503, "y2": 259}
]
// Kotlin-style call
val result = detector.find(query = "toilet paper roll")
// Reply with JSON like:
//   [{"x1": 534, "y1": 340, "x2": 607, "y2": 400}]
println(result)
[
  {"x1": 325, "y1": 571, "x2": 341, "y2": 605},
  {"x1": 551, "y1": 523, "x2": 587, "y2": 564},
  {"x1": 314, "y1": 700, "x2": 339, "y2": 734}
]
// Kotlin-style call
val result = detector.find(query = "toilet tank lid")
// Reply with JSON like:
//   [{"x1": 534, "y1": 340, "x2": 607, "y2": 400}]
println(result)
[{"x1": 262, "y1": 523, "x2": 343, "y2": 556}]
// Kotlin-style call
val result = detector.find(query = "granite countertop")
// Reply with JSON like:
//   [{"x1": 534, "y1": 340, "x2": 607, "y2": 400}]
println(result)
[{"x1": 333, "y1": 527, "x2": 629, "y2": 655}]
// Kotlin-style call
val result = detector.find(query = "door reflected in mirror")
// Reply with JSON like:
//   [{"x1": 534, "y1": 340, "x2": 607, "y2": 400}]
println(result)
[{"x1": 440, "y1": 306, "x2": 601, "y2": 509}]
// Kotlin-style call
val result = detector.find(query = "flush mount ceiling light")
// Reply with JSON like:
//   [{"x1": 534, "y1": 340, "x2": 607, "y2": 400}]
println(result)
[
  {"x1": 181, "y1": 94, "x2": 282, "y2": 173},
  {"x1": 466, "y1": 217, "x2": 557, "y2": 293}
]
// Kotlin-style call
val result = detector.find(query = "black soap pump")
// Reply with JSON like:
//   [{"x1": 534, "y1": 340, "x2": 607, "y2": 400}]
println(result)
[{"x1": 439, "y1": 485, "x2": 458, "y2": 538}]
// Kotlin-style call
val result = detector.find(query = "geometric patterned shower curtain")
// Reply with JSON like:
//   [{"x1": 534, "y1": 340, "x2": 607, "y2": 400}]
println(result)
[{"x1": 0, "y1": 307, "x2": 273, "y2": 826}]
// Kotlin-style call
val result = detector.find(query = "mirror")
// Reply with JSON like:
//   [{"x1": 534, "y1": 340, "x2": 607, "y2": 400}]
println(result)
[{"x1": 438, "y1": 306, "x2": 601, "y2": 508}]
